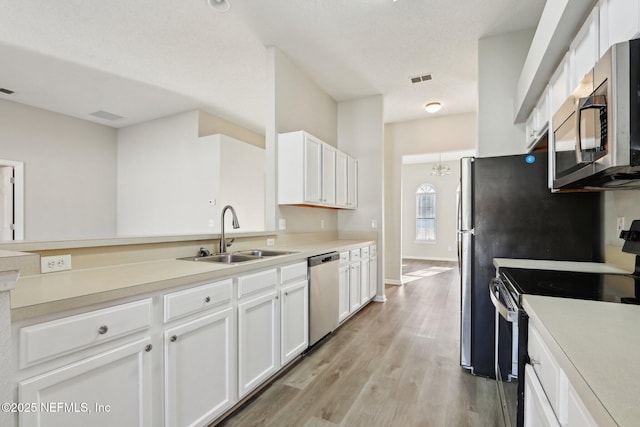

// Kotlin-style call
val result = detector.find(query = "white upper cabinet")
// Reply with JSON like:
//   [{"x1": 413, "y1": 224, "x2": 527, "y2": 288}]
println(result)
[
  {"x1": 322, "y1": 144, "x2": 336, "y2": 205},
  {"x1": 335, "y1": 151, "x2": 348, "y2": 208},
  {"x1": 278, "y1": 131, "x2": 356, "y2": 209},
  {"x1": 303, "y1": 134, "x2": 323, "y2": 204},
  {"x1": 599, "y1": 0, "x2": 640, "y2": 58},
  {"x1": 347, "y1": 155, "x2": 358, "y2": 209},
  {"x1": 549, "y1": 53, "x2": 571, "y2": 117},
  {"x1": 569, "y1": 7, "x2": 600, "y2": 92}
]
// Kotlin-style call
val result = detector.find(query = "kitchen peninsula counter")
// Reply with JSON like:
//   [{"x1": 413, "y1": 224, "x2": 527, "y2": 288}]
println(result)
[
  {"x1": 523, "y1": 295, "x2": 640, "y2": 426},
  {"x1": 11, "y1": 239, "x2": 373, "y2": 320}
]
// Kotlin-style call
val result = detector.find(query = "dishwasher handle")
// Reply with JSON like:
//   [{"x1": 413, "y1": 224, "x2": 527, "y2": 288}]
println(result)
[{"x1": 308, "y1": 252, "x2": 340, "y2": 267}]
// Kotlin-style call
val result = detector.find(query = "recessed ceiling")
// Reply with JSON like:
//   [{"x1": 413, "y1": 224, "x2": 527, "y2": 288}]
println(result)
[{"x1": 0, "y1": 0, "x2": 545, "y2": 131}]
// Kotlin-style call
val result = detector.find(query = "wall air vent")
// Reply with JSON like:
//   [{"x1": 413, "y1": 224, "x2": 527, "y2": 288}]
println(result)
[
  {"x1": 410, "y1": 74, "x2": 432, "y2": 84},
  {"x1": 0, "y1": 88, "x2": 15, "y2": 95},
  {"x1": 89, "y1": 110, "x2": 124, "y2": 121}
]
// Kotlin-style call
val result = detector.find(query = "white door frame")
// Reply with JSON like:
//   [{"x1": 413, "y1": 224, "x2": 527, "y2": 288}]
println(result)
[{"x1": 0, "y1": 160, "x2": 24, "y2": 240}]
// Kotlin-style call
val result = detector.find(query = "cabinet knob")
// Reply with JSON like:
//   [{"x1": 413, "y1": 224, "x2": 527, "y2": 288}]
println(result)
[
  {"x1": 170, "y1": 335, "x2": 178, "y2": 342},
  {"x1": 98, "y1": 325, "x2": 108, "y2": 335},
  {"x1": 204, "y1": 296, "x2": 211, "y2": 303},
  {"x1": 285, "y1": 292, "x2": 289, "y2": 296},
  {"x1": 145, "y1": 344, "x2": 153, "y2": 352}
]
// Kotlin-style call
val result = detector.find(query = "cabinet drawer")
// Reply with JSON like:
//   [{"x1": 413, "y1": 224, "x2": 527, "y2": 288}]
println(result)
[
  {"x1": 238, "y1": 268, "x2": 277, "y2": 299},
  {"x1": 370, "y1": 245, "x2": 377, "y2": 257},
  {"x1": 164, "y1": 279, "x2": 232, "y2": 322},
  {"x1": 339, "y1": 251, "x2": 350, "y2": 264},
  {"x1": 528, "y1": 325, "x2": 565, "y2": 417},
  {"x1": 280, "y1": 261, "x2": 307, "y2": 284},
  {"x1": 19, "y1": 299, "x2": 152, "y2": 368},
  {"x1": 350, "y1": 249, "x2": 361, "y2": 262},
  {"x1": 360, "y1": 247, "x2": 370, "y2": 258}
]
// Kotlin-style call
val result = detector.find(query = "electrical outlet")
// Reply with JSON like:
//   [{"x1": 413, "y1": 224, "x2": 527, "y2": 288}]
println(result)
[
  {"x1": 41, "y1": 254, "x2": 72, "y2": 273},
  {"x1": 266, "y1": 238, "x2": 275, "y2": 246},
  {"x1": 320, "y1": 219, "x2": 325, "y2": 229},
  {"x1": 279, "y1": 218, "x2": 287, "y2": 230}
]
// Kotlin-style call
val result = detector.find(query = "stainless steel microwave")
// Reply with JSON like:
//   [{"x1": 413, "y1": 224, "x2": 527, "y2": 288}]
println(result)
[{"x1": 551, "y1": 39, "x2": 640, "y2": 190}]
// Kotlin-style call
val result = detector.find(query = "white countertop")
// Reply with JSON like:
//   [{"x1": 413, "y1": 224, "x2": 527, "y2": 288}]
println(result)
[
  {"x1": 494, "y1": 258, "x2": 631, "y2": 274},
  {"x1": 523, "y1": 295, "x2": 640, "y2": 426},
  {"x1": 11, "y1": 239, "x2": 373, "y2": 319}
]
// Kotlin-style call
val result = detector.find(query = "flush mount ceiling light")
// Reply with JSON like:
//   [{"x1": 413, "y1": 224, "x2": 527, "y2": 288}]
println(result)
[
  {"x1": 424, "y1": 102, "x2": 442, "y2": 113},
  {"x1": 207, "y1": 0, "x2": 230, "y2": 12}
]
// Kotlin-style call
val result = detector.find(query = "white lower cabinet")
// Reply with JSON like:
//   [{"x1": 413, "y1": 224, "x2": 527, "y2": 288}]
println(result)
[
  {"x1": 237, "y1": 290, "x2": 279, "y2": 399},
  {"x1": 525, "y1": 323, "x2": 598, "y2": 427},
  {"x1": 164, "y1": 307, "x2": 235, "y2": 427},
  {"x1": 18, "y1": 338, "x2": 153, "y2": 427},
  {"x1": 360, "y1": 257, "x2": 370, "y2": 305},
  {"x1": 524, "y1": 364, "x2": 561, "y2": 427},
  {"x1": 369, "y1": 255, "x2": 377, "y2": 299},
  {"x1": 567, "y1": 382, "x2": 598, "y2": 427},
  {"x1": 280, "y1": 279, "x2": 308, "y2": 365},
  {"x1": 338, "y1": 262, "x2": 350, "y2": 322},
  {"x1": 349, "y1": 262, "x2": 361, "y2": 312}
]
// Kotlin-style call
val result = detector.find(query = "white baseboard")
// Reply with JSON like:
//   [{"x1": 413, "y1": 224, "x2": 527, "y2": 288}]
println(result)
[{"x1": 385, "y1": 279, "x2": 403, "y2": 286}]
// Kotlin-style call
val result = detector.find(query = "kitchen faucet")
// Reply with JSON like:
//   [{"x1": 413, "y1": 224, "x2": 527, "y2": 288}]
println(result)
[{"x1": 219, "y1": 205, "x2": 240, "y2": 253}]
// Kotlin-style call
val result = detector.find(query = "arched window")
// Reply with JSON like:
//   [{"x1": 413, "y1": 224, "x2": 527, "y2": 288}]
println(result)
[{"x1": 416, "y1": 184, "x2": 436, "y2": 241}]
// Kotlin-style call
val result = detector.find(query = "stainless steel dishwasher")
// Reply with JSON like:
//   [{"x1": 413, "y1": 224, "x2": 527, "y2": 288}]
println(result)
[{"x1": 308, "y1": 252, "x2": 340, "y2": 347}]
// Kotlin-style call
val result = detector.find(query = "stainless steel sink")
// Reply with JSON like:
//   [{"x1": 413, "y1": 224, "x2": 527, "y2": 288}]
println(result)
[
  {"x1": 234, "y1": 249, "x2": 296, "y2": 257},
  {"x1": 177, "y1": 254, "x2": 261, "y2": 264}
]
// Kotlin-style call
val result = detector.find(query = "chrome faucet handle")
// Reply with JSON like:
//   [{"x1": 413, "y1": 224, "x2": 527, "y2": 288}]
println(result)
[
  {"x1": 225, "y1": 238, "x2": 235, "y2": 248},
  {"x1": 198, "y1": 247, "x2": 212, "y2": 257}
]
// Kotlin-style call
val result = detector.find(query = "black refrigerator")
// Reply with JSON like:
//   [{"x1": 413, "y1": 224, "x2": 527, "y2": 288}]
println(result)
[{"x1": 458, "y1": 154, "x2": 602, "y2": 378}]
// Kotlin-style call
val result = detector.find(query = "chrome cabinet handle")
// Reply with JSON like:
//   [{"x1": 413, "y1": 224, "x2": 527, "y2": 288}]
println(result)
[
  {"x1": 170, "y1": 335, "x2": 178, "y2": 342},
  {"x1": 145, "y1": 344, "x2": 153, "y2": 352},
  {"x1": 98, "y1": 325, "x2": 108, "y2": 335},
  {"x1": 204, "y1": 296, "x2": 211, "y2": 303}
]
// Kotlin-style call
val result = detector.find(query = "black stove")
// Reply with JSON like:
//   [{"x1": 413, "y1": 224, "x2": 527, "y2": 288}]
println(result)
[{"x1": 500, "y1": 268, "x2": 640, "y2": 304}]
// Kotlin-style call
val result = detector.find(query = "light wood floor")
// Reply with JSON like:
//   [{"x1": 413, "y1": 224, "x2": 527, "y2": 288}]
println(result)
[{"x1": 217, "y1": 259, "x2": 501, "y2": 427}]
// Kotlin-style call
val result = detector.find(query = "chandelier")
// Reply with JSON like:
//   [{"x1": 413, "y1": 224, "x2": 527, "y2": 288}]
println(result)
[{"x1": 430, "y1": 153, "x2": 451, "y2": 176}]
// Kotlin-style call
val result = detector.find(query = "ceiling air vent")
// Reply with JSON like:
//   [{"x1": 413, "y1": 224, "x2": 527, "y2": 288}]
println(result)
[
  {"x1": 89, "y1": 110, "x2": 124, "y2": 121},
  {"x1": 410, "y1": 74, "x2": 432, "y2": 84},
  {"x1": 0, "y1": 88, "x2": 15, "y2": 95}
]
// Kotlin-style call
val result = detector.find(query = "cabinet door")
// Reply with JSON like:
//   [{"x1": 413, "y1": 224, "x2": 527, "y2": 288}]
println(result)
[
  {"x1": 164, "y1": 307, "x2": 235, "y2": 427},
  {"x1": 524, "y1": 364, "x2": 561, "y2": 427},
  {"x1": 238, "y1": 291, "x2": 278, "y2": 398},
  {"x1": 567, "y1": 382, "x2": 598, "y2": 427},
  {"x1": 338, "y1": 265, "x2": 350, "y2": 322},
  {"x1": 322, "y1": 145, "x2": 336, "y2": 205},
  {"x1": 281, "y1": 280, "x2": 309, "y2": 365},
  {"x1": 570, "y1": 8, "x2": 600, "y2": 91},
  {"x1": 335, "y1": 151, "x2": 348, "y2": 207},
  {"x1": 369, "y1": 256, "x2": 378, "y2": 299},
  {"x1": 303, "y1": 136, "x2": 322, "y2": 204},
  {"x1": 349, "y1": 263, "x2": 361, "y2": 312},
  {"x1": 347, "y1": 156, "x2": 358, "y2": 209},
  {"x1": 599, "y1": 0, "x2": 640, "y2": 57},
  {"x1": 360, "y1": 258, "x2": 370, "y2": 305},
  {"x1": 19, "y1": 338, "x2": 152, "y2": 427}
]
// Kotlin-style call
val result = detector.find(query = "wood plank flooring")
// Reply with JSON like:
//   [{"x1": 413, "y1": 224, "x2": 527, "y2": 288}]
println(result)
[{"x1": 217, "y1": 260, "x2": 501, "y2": 427}]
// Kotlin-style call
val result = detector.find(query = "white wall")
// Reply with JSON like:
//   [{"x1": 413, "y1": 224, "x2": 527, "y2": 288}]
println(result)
[
  {"x1": 384, "y1": 113, "x2": 476, "y2": 284},
  {"x1": 337, "y1": 96, "x2": 385, "y2": 298},
  {"x1": 266, "y1": 47, "x2": 340, "y2": 234},
  {"x1": 0, "y1": 99, "x2": 117, "y2": 240},
  {"x1": 117, "y1": 111, "x2": 265, "y2": 236},
  {"x1": 402, "y1": 161, "x2": 460, "y2": 261},
  {"x1": 477, "y1": 30, "x2": 535, "y2": 157}
]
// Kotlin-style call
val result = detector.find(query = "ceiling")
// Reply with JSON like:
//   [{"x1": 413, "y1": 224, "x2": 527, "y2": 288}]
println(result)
[{"x1": 0, "y1": 0, "x2": 545, "y2": 133}]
